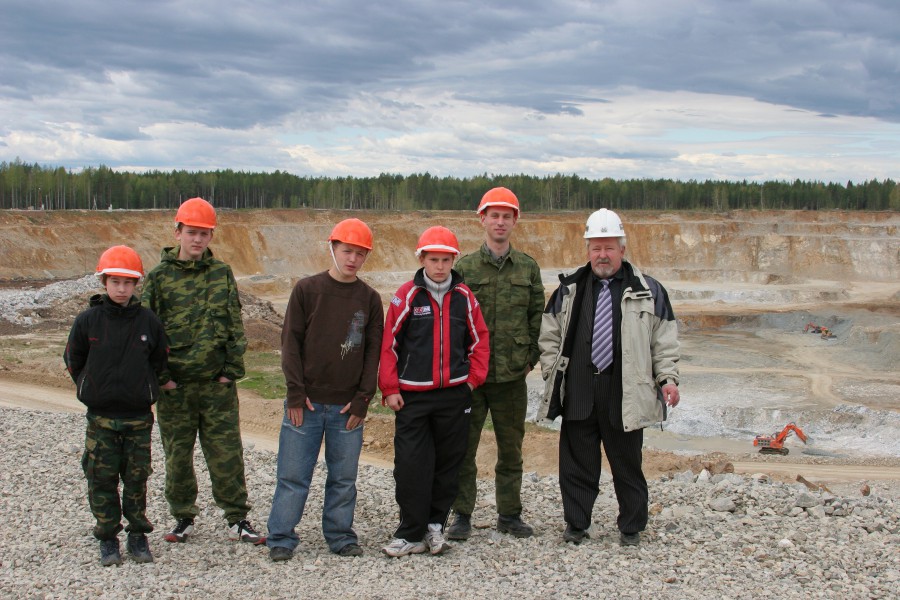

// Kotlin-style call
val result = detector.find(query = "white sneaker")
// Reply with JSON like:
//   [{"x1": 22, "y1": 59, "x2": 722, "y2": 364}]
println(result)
[
  {"x1": 424, "y1": 523, "x2": 450, "y2": 555},
  {"x1": 382, "y1": 538, "x2": 427, "y2": 557},
  {"x1": 227, "y1": 519, "x2": 266, "y2": 545}
]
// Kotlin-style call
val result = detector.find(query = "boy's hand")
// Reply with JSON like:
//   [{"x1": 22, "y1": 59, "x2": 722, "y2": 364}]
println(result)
[
  {"x1": 384, "y1": 394, "x2": 404, "y2": 411},
  {"x1": 340, "y1": 403, "x2": 364, "y2": 430},
  {"x1": 217, "y1": 376, "x2": 232, "y2": 383},
  {"x1": 161, "y1": 380, "x2": 177, "y2": 390},
  {"x1": 288, "y1": 398, "x2": 315, "y2": 426}
]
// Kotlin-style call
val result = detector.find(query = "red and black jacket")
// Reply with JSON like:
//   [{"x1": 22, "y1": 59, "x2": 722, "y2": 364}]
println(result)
[{"x1": 379, "y1": 269, "x2": 489, "y2": 396}]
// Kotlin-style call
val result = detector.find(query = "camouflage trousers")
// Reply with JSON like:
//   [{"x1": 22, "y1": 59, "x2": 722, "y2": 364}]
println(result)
[
  {"x1": 82, "y1": 413, "x2": 154, "y2": 540},
  {"x1": 452, "y1": 378, "x2": 528, "y2": 516},
  {"x1": 156, "y1": 380, "x2": 250, "y2": 523}
]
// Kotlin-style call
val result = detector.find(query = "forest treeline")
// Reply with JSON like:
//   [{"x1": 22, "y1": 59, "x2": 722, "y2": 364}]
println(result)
[{"x1": 1, "y1": 160, "x2": 897, "y2": 212}]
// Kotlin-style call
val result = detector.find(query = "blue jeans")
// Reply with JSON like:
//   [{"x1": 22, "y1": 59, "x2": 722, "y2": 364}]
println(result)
[{"x1": 266, "y1": 402, "x2": 363, "y2": 552}]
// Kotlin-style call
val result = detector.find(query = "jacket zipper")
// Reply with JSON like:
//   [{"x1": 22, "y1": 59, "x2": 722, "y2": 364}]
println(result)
[{"x1": 437, "y1": 293, "x2": 444, "y2": 387}]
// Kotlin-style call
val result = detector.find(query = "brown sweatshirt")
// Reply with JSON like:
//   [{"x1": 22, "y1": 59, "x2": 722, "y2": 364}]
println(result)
[{"x1": 281, "y1": 271, "x2": 384, "y2": 418}]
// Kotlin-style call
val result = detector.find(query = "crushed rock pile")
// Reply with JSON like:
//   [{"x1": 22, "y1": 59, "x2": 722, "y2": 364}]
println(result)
[
  {"x1": 1, "y1": 405, "x2": 897, "y2": 599},
  {"x1": 0, "y1": 275, "x2": 100, "y2": 327},
  {"x1": 0, "y1": 276, "x2": 282, "y2": 335}
]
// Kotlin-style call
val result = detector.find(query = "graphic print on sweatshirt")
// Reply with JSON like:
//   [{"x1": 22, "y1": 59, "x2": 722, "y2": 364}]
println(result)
[{"x1": 340, "y1": 310, "x2": 366, "y2": 359}]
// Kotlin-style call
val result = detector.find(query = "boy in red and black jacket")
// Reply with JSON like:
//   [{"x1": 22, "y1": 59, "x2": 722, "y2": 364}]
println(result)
[{"x1": 379, "y1": 226, "x2": 489, "y2": 558}]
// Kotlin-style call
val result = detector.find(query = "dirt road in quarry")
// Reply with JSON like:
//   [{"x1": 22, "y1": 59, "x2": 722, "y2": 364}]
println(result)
[
  {"x1": 3, "y1": 377, "x2": 899, "y2": 485},
  {"x1": 1, "y1": 208, "x2": 898, "y2": 487}
]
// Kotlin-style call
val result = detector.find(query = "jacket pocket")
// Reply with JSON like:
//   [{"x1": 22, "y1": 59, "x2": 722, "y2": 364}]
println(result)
[
  {"x1": 140, "y1": 372, "x2": 160, "y2": 407},
  {"x1": 509, "y1": 277, "x2": 532, "y2": 307},
  {"x1": 210, "y1": 307, "x2": 230, "y2": 342},
  {"x1": 76, "y1": 372, "x2": 111, "y2": 410},
  {"x1": 76, "y1": 371, "x2": 91, "y2": 404},
  {"x1": 163, "y1": 315, "x2": 194, "y2": 351},
  {"x1": 465, "y1": 275, "x2": 489, "y2": 295},
  {"x1": 507, "y1": 335, "x2": 530, "y2": 375}
]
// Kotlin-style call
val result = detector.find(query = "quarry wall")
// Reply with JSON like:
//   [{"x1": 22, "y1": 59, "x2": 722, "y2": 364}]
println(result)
[{"x1": 0, "y1": 209, "x2": 896, "y2": 282}]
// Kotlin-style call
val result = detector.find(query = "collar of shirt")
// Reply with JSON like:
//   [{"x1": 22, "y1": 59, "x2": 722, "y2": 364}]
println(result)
[{"x1": 482, "y1": 243, "x2": 511, "y2": 266}]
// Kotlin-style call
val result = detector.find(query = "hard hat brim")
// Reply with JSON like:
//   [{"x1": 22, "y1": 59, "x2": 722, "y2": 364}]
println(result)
[
  {"x1": 415, "y1": 245, "x2": 460, "y2": 257},
  {"x1": 97, "y1": 268, "x2": 143, "y2": 279}
]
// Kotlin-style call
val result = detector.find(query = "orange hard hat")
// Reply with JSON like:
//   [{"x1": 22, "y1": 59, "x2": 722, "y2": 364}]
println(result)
[
  {"x1": 96, "y1": 245, "x2": 144, "y2": 279},
  {"x1": 328, "y1": 218, "x2": 374, "y2": 250},
  {"x1": 477, "y1": 187, "x2": 520, "y2": 215},
  {"x1": 416, "y1": 226, "x2": 460, "y2": 257},
  {"x1": 175, "y1": 197, "x2": 217, "y2": 229}
]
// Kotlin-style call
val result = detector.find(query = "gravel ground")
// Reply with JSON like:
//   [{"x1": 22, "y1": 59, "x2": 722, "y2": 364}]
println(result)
[{"x1": 1, "y1": 405, "x2": 898, "y2": 599}]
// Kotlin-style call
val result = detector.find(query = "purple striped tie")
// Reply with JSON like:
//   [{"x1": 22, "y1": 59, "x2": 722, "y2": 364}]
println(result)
[{"x1": 591, "y1": 279, "x2": 613, "y2": 371}]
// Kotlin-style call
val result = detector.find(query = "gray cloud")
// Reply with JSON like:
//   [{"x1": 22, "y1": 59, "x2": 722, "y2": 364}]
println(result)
[{"x1": 0, "y1": 0, "x2": 897, "y2": 179}]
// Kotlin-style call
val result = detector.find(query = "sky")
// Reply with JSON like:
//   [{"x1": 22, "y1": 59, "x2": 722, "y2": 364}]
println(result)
[{"x1": 2, "y1": 0, "x2": 899, "y2": 183}]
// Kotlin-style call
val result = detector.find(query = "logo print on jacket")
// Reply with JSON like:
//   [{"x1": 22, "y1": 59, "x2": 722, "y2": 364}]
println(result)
[
  {"x1": 413, "y1": 306, "x2": 432, "y2": 316},
  {"x1": 340, "y1": 310, "x2": 365, "y2": 359}
]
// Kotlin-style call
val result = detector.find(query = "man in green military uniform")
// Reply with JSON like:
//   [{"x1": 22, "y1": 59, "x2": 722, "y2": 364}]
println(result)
[
  {"x1": 142, "y1": 197, "x2": 264, "y2": 545},
  {"x1": 447, "y1": 187, "x2": 545, "y2": 539}
]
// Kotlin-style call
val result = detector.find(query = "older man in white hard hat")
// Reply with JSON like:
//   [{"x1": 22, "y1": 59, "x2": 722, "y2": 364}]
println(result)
[{"x1": 537, "y1": 209, "x2": 680, "y2": 546}]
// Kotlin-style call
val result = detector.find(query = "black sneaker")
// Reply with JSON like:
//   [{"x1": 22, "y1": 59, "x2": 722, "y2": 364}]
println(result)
[
  {"x1": 228, "y1": 519, "x2": 266, "y2": 544},
  {"x1": 336, "y1": 543, "x2": 363, "y2": 557},
  {"x1": 269, "y1": 546, "x2": 294, "y2": 562},
  {"x1": 99, "y1": 538, "x2": 122, "y2": 567},
  {"x1": 563, "y1": 525, "x2": 589, "y2": 544},
  {"x1": 126, "y1": 533, "x2": 154, "y2": 563},
  {"x1": 445, "y1": 512, "x2": 472, "y2": 541},
  {"x1": 164, "y1": 518, "x2": 194, "y2": 543},
  {"x1": 497, "y1": 514, "x2": 534, "y2": 538},
  {"x1": 619, "y1": 532, "x2": 640, "y2": 546}
]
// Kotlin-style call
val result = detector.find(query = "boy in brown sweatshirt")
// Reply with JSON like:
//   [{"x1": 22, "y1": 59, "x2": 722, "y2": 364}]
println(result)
[{"x1": 265, "y1": 219, "x2": 384, "y2": 561}]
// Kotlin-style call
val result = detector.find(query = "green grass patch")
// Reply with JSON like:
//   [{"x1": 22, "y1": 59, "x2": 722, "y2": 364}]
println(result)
[
  {"x1": 238, "y1": 350, "x2": 285, "y2": 399},
  {"x1": 482, "y1": 413, "x2": 494, "y2": 432},
  {"x1": 367, "y1": 390, "x2": 394, "y2": 416},
  {"x1": 238, "y1": 371, "x2": 286, "y2": 398}
]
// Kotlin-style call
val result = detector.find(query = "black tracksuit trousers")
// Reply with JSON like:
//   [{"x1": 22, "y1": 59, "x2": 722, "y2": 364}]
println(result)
[{"x1": 392, "y1": 385, "x2": 471, "y2": 542}]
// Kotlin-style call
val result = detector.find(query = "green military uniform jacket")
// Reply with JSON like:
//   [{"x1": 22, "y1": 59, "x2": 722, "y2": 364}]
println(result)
[
  {"x1": 141, "y1": 246, "x2": 247, "y2": 384},
  {"x1": 455, "y1": 244, "x2": 544, "y2": 383}
]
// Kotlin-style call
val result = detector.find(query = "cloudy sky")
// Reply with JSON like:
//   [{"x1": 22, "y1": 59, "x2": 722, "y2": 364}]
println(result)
[{"x1": 2, "y1": 0, "x2": 898, "y2": 182}]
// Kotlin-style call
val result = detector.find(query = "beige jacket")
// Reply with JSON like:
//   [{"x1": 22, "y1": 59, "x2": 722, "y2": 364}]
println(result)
[{"x1": 537, "y1": 261, "x2": 679, "y2": 431}]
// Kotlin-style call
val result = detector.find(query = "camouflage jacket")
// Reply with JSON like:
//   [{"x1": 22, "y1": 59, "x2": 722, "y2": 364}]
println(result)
[
  {"x1": 455, "y1": 244, "x2": 544, "y2": 383},
  {"x1": 141, "y1": 246, "x2": 246, "y2": 383}
]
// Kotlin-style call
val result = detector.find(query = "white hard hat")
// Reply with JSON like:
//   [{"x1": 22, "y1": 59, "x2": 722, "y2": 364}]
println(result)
[{"x1": 584, "y1": 208, "x2": 626, "y2": 239}]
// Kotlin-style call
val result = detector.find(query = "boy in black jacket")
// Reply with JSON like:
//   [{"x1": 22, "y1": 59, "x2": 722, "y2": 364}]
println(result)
[{"x1": 64, "y1": 246, "x2": 175, "y2": 566}]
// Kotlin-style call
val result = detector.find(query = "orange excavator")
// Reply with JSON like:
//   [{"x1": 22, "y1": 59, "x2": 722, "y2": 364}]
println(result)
[
  {"x1": 803, "y1": 322, "x2": 835, "y2": 339},
  {"x1": 753, "y1": 423, "x2": 808, "y2": 455}
]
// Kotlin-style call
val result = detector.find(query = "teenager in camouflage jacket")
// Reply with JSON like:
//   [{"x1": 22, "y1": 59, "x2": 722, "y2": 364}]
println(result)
[{"x1": 142, "y1": 238, "x2": 260, "y2": 542}]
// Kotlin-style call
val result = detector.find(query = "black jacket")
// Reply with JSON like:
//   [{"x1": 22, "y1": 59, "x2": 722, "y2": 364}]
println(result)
[{"x1": 64, "y1": 294, "x2": 169, "y2": 418}]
